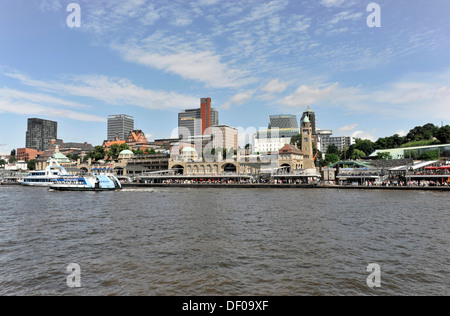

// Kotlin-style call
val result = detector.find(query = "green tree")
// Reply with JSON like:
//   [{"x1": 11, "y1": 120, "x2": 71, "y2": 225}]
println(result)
[
  {"x1": 407, "y1": 123, "x2": 439, "y2": 142},
  {"x1": 326, "y1": 144, "x2": 340, "y2": 156},
  {"x1": 436, "y1": 125, "x2": 450, "y2": 144},
  {"x1": 354, "y1": 139, "x2": 375, "y2": 156},
  {"x1": 145, "y1": 148, "x2": 157, "y2": 155},
  {"x1": 8, "y1": 156, "x2": 17, "y2": 163},
  {"x1": 133, "y1": 149, "x2": 145, "y2": 155},
  {"x1": 27, "y1": 159, "x2": 36, "y2": 171},
  {"x1": 313, "y1": 147, "x2": 322, "y2": 167},
  {"x1": 107, "y1": 144, "x2": 129, "y2": 160},
  {"x1": 375, "y1": 134, "x2": 407, "y2": 149},
  {"x1": 290, "y1": 134, "x2": 302, "y2": 148},
  {"x1": 324, "y1": 153, "x2": 340, "y2": 166},
  {"x1": 0, "y1": 159, "x2": 6, "y2": 167},
  {"x1": 376, "y1": 152, "x2": 393, "y2": 160},
  {"x1": 92, "y1": 146, "x2": 107, "y2": 161},
  {"x1": 404, "y1": 149, "x2": 419, "y2": 159},
  {"x1": 351, "y1": 149, "x2": 366, "y2": 160},
  {"x1": 419, "y1": 149, "x2": 440, "y2": 161}
]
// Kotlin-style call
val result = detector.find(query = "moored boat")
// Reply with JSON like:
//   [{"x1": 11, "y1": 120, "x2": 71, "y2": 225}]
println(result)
[
  {"x1": 21, "y1": 160, "x2": 75, "y2": 187},
  {"x1": 49, "y1": 174, "x2": 122, "y2": 191}
]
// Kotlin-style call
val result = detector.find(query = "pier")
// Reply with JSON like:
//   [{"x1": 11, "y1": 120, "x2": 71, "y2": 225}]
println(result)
[{"x1": 121, "y1": 183, "x2": 450, "y2": 191}]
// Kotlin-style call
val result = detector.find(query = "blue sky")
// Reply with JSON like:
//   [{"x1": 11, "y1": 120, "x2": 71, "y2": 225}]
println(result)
[{"x1": 1, "y1": 0, "x2": 450, "y2": 153}]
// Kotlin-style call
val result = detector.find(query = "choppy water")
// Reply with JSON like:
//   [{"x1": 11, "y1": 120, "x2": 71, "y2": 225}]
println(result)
[{"x1": 0, "y1": 186, "x2": 448, "y2": 295}]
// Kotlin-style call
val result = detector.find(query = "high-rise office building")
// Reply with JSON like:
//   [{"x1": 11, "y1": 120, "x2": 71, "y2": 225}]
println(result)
[
  {"x1": 301, "y1": 107, "x2": 317, "y2": 135},
  {"x1": 253, "y1": 114, "x2": 300, "y2": 154},
  {"x1": 178, "y1": 98, "x2": 218, "y2": 138},
  {"x1": 268, "y1": 115, "x2": 298, "y2": 129},
  {"x1": 212, "y1": 125, "x2": 238, "y2": 151},
  {"x1": 178, "y1": 109, "x2": 202, "y2": 139},
  {"x1": 25, "y1": 118, "x2": 58, "y2": 151},
  {"x1": 107, "y1": 115, "x2": 134, "y2": 141},
  {"x1": 320, "y1": 135, "x2": 355, "y2": 153}
]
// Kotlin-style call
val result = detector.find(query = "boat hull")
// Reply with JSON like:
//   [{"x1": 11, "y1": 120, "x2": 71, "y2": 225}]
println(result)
[
  {"x1": 49, "y1": 174, "x2": 122, "y2": 192},
  {"x1": 22, "y1": 182, "x2": 56, "y2": 187},
  {"x1": 49, "y1": 186, "x2": 120, "y2": 192}
]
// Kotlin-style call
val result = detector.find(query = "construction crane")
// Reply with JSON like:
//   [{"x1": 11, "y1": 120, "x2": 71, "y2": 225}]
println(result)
[{"x1": 313, "y1": 151, "x2": 320, "y2": 161}]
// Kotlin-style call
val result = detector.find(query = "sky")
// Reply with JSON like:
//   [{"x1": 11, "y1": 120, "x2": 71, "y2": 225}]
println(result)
[{"x1": 1, "y1": 0, "x2": 450, "y2": 153}]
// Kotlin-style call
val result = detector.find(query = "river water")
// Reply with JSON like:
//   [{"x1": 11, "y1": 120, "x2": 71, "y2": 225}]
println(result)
[{"x1": 0, "y1": 186, "x2": 448, "y2": 296}]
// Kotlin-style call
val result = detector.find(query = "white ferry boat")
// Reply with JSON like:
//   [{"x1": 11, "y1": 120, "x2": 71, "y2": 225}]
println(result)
[
  {"x1": 21, "y1": 160, "x2": 75, "y2": 187},
  {"x1": 49, "y1": 174, "x2": 122, "y2": 191}
]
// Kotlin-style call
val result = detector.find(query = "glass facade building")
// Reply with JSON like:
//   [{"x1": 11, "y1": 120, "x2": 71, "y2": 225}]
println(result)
[
  {"x1": 268, "y1": 115, "x2": 298, "y2": 129},
  {"x1": 107, "y1": 115, "x2": 134, "y2": 141},
  {"x1": 178, "y1": 98, "x2": 218, "y2": 139},
  {"x1": 25, "y1": 118, "x2": 58, "y2": 151}
]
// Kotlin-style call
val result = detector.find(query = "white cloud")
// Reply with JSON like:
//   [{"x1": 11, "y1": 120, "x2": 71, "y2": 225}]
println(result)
[
  {"x1": 279, "y1": 69, "x2": 450, "y2": 121},
  {"x1": 0, "y1": 95, "x2": 105, "y2": 123},
  {"x1": 113, "y1": 39, "x2": 253, "y2": 89},
  {"x1": 351, "y1": 130, "x2": 377, "y2": 142},
  {"x1": 2, "y1": 70, "x2": 199, "y2": 110},
  {"x1": 58, "y1": 75, "x2": 199, "y2": 110},
  {"x1": 370, "y1": 78, "x2": 450, "y2": 120},
  {"x1": 0, "y1": 144, "x2": 11, "y2": 155},
  {"x1": 337, "y1": 123, "x2": 359, "y2": 133},
  {"x1": 246, "y1": 0, "x2": 289, "y2": 23},
  {"x1": 280, "y1": 83, "x2": 360, "y2": 108},
  {"x1": 195, "y1": 0, "x2": 220, "y2": 7},
  {"x1": 144, "y1": 132, "x2": 155, "y2": 142},
  {"x1": 320, "y1": 0, "x2": 345, "y2": 7},
  {"x1": 0, "y1": 88, "x2": 89, "y2": 110},
  {"x1": 395, "y1": 130, "x2": 408, "y2": 137},
  {"x1": 141, "y1": 6, "x2": 160, "y2": 26},
  {"x1": 263, "y1": 79, "x2": 288, "y2": 94},
  {"x1": 222, "y1": 90, "x2": 255, "y2": 109},
  {"x1": 329, "y1": 11, "x2": 363, "y2": 25},
  {"x1": 38, "y1": 0, "x2": 62, "y2": 11}
]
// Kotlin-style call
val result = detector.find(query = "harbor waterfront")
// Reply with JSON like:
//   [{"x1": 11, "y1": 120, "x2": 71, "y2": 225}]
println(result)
[
  {"x1": 0, "y1": 186, "x2": 448, "y2": 296},
  {"x1": 121, "y1": 183, "x2": 450, "y2": 191}
]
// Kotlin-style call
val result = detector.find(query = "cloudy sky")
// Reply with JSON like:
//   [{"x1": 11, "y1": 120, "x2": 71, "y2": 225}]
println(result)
[{"x1": 1, "y1": 0, "x2": 450, "y2": 153}]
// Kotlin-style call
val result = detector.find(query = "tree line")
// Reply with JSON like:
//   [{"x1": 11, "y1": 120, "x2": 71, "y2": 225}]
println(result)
[
  {"x1": 83, "y1": 144, "x2": 163, "y2": 162},
  {"x1": 291, "y1": 123, "x2": 450, "y2": 166}
]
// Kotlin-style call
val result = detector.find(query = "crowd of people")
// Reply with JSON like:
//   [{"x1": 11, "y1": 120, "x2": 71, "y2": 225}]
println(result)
[
  {"x1": 337, "y1": 180, "x2": 449, "y2": 187},
  {"x1": 137, "y1": 178, "x2": 313, "y2": 185}
]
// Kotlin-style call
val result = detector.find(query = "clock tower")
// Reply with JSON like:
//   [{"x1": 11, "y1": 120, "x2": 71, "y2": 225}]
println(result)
[{"x1": 301, "y1": 115, "x2": 315, "y2": 169}]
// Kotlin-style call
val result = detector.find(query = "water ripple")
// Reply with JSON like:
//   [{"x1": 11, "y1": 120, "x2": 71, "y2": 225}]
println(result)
[{"x1": 0, "y1": 186, "x2": 448, "y2": 295}]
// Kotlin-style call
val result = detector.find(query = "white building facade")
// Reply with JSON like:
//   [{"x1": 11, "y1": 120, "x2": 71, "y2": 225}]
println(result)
[
  {"x1": 252, "y1": 128, "x2": 300, "y2": 154},
  {"x1": 212, "y1": 125, "x2": 238, "y2": 152}
]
